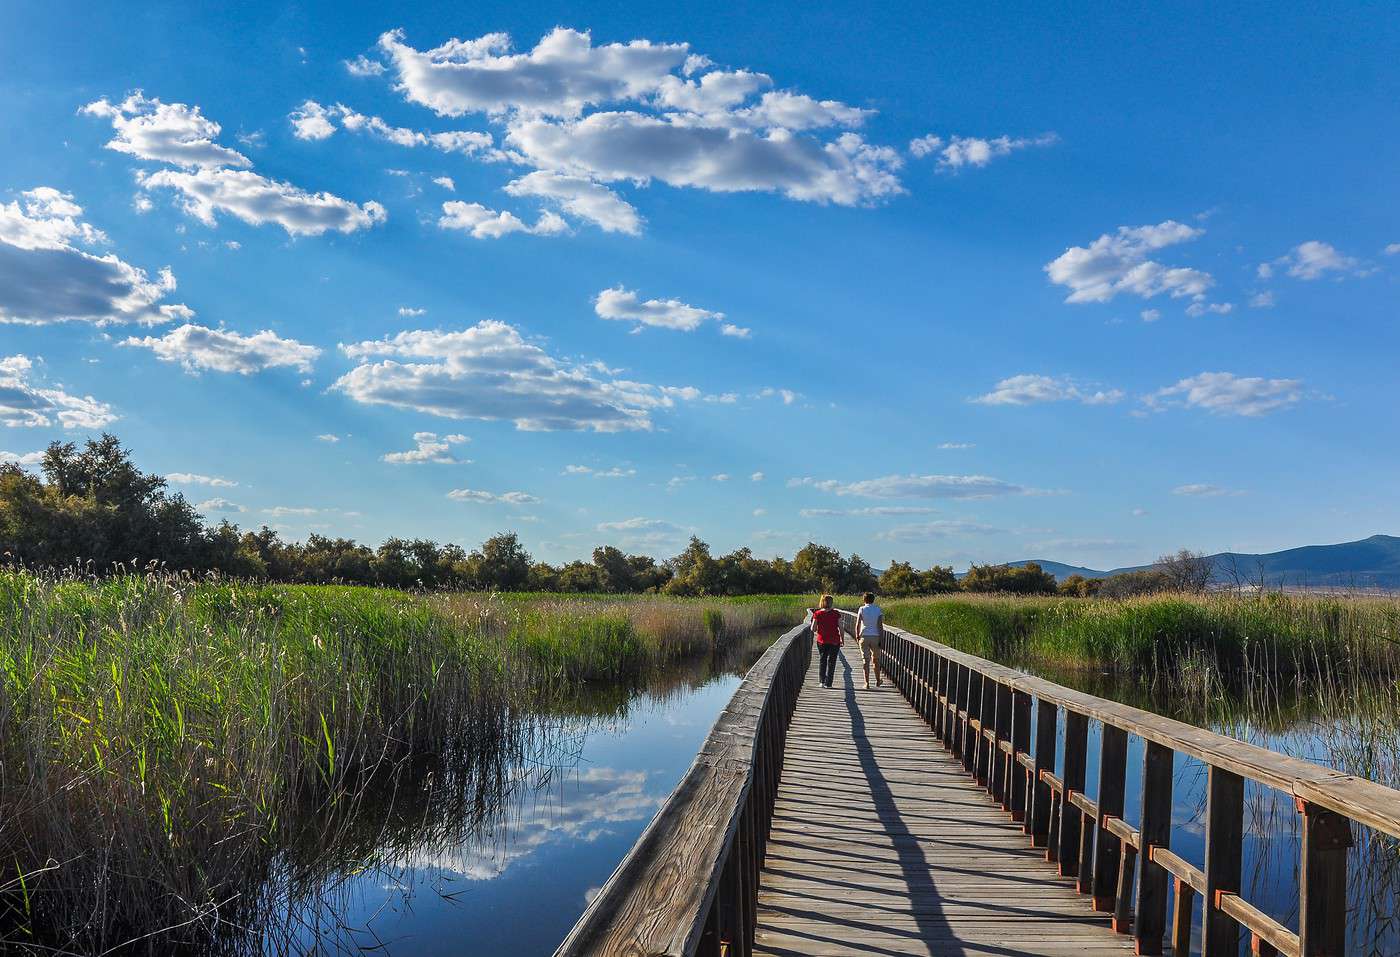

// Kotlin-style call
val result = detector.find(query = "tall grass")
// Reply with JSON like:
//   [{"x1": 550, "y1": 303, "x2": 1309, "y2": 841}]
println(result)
[
  {"x1": 878, "y1": 591, "x2": 1400, "y2": 676},
  {"x1": 0, "y1": 572, "x2": 806, "y2": 954}
]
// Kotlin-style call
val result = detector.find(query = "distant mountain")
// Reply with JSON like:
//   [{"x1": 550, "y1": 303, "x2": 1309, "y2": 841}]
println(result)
[{"x1": 990, "y1": 535, "x2": 1400, "y2": 590}]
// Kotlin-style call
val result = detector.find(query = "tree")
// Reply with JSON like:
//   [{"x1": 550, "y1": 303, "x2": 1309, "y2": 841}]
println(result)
[
  {"x1": 961, "y1": 562, "x2": 1058, "y2": 595},
  {"x1": 878, "y1": 560, "x2": 922, "y2": 597},
  {"x1": 471, "y1": 532, "x2": 532, "y2": 590},
  {"x1": 1156, "y1": 549, "x2": 1215, "y2": 593},
  {"x1": 791, "y1": 542, "x2": 845, "y2": 592},
  {"x1": 1058, "y1": 573, "x2": 1102, "y2": 597},
  {"x1": 1098, "y1": 569, "x2": 1170, "y2": 598}
]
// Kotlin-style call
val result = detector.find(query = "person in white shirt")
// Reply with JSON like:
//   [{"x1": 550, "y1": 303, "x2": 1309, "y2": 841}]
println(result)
[{"x1": 854, "y1": 592, "x2": 884, "y2": 690}]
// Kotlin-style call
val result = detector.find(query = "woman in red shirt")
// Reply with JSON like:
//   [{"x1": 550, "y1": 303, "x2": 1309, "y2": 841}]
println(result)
[{"x1": 810, "y1": 594, "x2": 843, "y2": 688}]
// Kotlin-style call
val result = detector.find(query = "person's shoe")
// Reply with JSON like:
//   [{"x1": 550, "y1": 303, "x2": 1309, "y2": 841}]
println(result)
[
  {"x1": 876, "y1": 678, "x2": 884, "y2": 688},
  {"x1": 863, "y1": 679, "x2": 871, "y2": 690}
]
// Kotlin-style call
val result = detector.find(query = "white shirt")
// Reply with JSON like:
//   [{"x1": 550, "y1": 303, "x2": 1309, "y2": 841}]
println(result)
[{"x1": 856, "y1": 603, "x2": 883, "y2": 637}]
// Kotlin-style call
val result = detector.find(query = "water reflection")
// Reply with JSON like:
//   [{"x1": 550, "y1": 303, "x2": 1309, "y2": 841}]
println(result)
[{"x1": 264, "y1": 632, "x2": 777, "y2": 956}]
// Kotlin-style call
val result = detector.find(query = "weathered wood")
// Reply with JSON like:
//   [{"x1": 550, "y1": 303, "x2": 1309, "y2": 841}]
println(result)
[
  {"x1": 1060, "y1": 710, "x2": 1089, "y2": 879},
  {"x1": 1217, "y1": 891, "x2": 1301, "y2": 957},
  {"x1": 1299, "y1": 802, "x2": 1352, "y2": 957},
  {"x1": 1114, "y1": 843, "x2": 1137, "y2": 934},
  {"x1": 1032, "y1": 697, "x2": 1058, "y2": 845},
  {"x1": 1135, "y1": 741, "x2": 1174, "y2": 956},
  {"x1": 1203, "y1": 766, "x2": 1244, "y2": 957},
  {"x1": 1093, "y1": 725, "x2": 1129, "y2": 911},
  {"x1": 1151, "y1": 846, "x2": 1204, "y2": 894},
  {"x1": 754, "y1": 646, "x2": 1130, "y2": 956},
  {"x1": 1011, "y1": 688, "x2": 1032, "y2": 821},
  {"x1": 1172, "y1": 878, "x2": 1195, "y2": 957}
]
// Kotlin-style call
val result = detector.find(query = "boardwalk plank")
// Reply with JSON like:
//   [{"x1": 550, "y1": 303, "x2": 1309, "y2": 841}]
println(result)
[{"x1": 754, "y1": 645, "x2": 1132, "y2": 956}]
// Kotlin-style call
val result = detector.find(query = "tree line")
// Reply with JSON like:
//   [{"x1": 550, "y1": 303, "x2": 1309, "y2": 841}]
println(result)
[{"x1": 0, "y1": 435, "x2": 1210, "y2": 596}]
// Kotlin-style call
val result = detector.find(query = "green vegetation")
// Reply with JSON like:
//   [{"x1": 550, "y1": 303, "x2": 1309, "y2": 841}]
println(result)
[
  {"x1": 0, "y1": 570, "x2": 803, "y2": 952},
  {"x1": 878, "y1": 591, "x2": 1400, "y2": 675}
]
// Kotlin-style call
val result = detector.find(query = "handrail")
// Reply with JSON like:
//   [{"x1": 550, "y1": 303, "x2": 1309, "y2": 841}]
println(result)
[
  {"x1": 845, "y1": 609, "x2": 1390, "y2": 957},
  {"x1": 554, "y1": 621, "x2": 812, "y2": 957}
]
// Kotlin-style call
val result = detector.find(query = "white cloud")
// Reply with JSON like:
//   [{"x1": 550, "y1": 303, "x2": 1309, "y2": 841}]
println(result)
[
  {"x1": 448, "y1": 487, "x2": 539, "y2": 504},
  {"x1": 1045, "y1": 221, "x2": 1212, "y2": 304},
  {"x1": 398, "y1": 306, "x2": 427, "y2": 317},
  {"x1": 438, "y1": 200, "x2": 567, "y2": 238},
  {"x1": 789, "y1": 473, "x2": 1029, "y2": 499},
  {"x1": 910, "y1": 132, "x2": 1058, "y2": 168},
  {"x1": 139, "y1": 168, "x2": 387, "y2": 236},
  {"x1": 801, "y1": 505, "x2": 940, "y2": 518},
  {"x1": 81, "y1": 93, "x2": 251, "y2": 168},
  {"x1": 750, "y1": 471, "x2": 764, "y2": 481},
  {"x1": 1384, "y1": 243, "x2": 1400, "y2": 256},
  {"x1": 719, "y1": 323, "x2": 751, "y2": 338},
  {"x1": 752, "y1": 507, "x2": 767, "y2": 517},
  {"x1": 1141, "y1": 308, "x2": 1160, "y2": 323},
  {"x1": 196, "y1": 497, "x2": 245, "y2": 513},
  {"x1": 289, "y1": 100, "x2": 338, "y2": 141},
  {"x1": 294, "y1": 101, "x2": 497, "y2": 156},
  {"x1": 504, "y1": 171, "x2": 641, "y2": 234},
  {"x1": 0, "y1": 355, "x2": 117, "y2": 429},
  {"x1": 1250, "y1": 291, "x2": 1275, "y2": 308},
  {"x1": 168, "y1": 472, "x2": 236, "y2": 487},
  {"x1": 1145, "y1": 372, "x2": 1303, "y2": 417},
  {"x1": 563, "y1": 464, "x2": 635, "y2": 478},
  {"x1": 433, "y1": 176, "x2": 455, "y2": 191},
  {"x1": 0, "y1": 187, "x2": 188, "y2": 326},
  {"x1": 345, "y1": 55, "x2": 387, "y2": 77},
  {"x1": 1172, "y1": 483, "x2": 1243, "y2": 497},
  {"x1": 595, "y1": 516, "x2": 691, "y2": 547},
  {"x1": 1186, "y1": 301, "x2": 1234, "y2": 316},
  {"x1": 383, "y1": 431, "x2": 469, "y2": 464},
  {"x1": 972, "y1": 374, "x2": 1123, "y2": 406},
  {"x1": 594, "y1": 286, "x2": 722, "y2": 331},
  {"x1": 877, "y1": 520, "x2": 999, "y2": 542},
  {"x1": 122, "y1": 323, "x2": 320, "y2": 374},
  {"x1": 938, "y1": 442, "x2": 974, "y2": 450},
  {"x1": 711, "y1": 473, "x2": 730, "y2": 482},
  {"x1": 263, "y1": 505, "x2": 322, "y2": 518},
  {"x1": 334, "y1": 321, "x2": 677, "y2": 431},
  {"x1": 1269, "y1": 241, "x2": 1363, "y2": 281},
  {"x1": 0, "y1": 449, "x2": 44, "y2": 466},
  {"x1": 315, "y1": 433, "x2": 341, "y2": 443},
  {"x1": 756, "y1": 387, "x2": 797, "y2": 405}
]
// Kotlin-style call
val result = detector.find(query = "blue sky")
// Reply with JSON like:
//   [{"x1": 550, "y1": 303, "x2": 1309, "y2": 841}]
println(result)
[{"x1": 2, "y1": 1, "x2": 1398, "y2": 570}]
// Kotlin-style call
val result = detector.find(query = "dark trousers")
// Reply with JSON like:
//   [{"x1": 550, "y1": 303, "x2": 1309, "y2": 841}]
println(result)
[{"x1": 818, "y1": 642, "x2": 840, "y2": 686}]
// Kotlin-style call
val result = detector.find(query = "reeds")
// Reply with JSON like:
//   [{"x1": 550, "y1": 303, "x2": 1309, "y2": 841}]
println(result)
[{"x1": 0, "y1": 572, "x2": 805, "y2": 954}]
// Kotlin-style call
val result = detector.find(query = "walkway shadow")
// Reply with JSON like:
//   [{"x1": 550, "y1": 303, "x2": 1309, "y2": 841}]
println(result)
[{"x1": 834, "y1": 644, "x2": 966, "y2": 957}]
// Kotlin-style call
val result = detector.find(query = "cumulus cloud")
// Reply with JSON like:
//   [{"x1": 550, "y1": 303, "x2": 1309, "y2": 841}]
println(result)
[
  {"x1": 0, "y1": 449, "x2": 44, "y2": 466},
  {"x1": 382, "y1": 431, "x2": 469, "y2": 464},
  {"x1": 398, "y1": 306, "x2": 427, "y2": 317},
  {"x1": 122, "y1": 323, "x2": 321, "y2": 374},
  {"x1": 345, "y1": 54, "x2": 387, "y2": 77},
  {"x1": 447, "y1": 487, "x2": 538, "y2": 504},
  {"x1": 0, "y1": 187, "x2": 189, "y2": 326},
  {"x1": 1144, "y1": 372, "x2": 1303, "y2": 417},
  {"x1": 972, "y1": 374, "x2": 1123, "y2": 406},
  {"x1": 196, "y1": 497, "x2": 245, "y2": 513},
  {"x1": 438, "y1": 200, "x2": 567, "y2": 238},
  {"x1": 0, "y1": 355, "x2": 117, "y2": 429},
  {"x1": 1186, "y1": 301, "x2": 1234, "y2": 316},
  {"x1": 504, "y1": 171, "x2": 641, "y2": 234},
  {"x1": 168, "y1": 472, "x2": 236, "y2": 487},
  {"x1": 909, "y1": 132, "x2": 1058, "y2": 168},
  {"x1": 594, "y1": 286, "x2": 723, "y2": 332},
  {"x1": 433, "y1": 176, "x2": 455, "y2": 191},
  {"x1": 751, "y1": 471, "x2": 764, "y2": 481},
  {"x1": 81, "y1": 93, "x2": 251, "y2": 168},
  {"x1": 83, "y1": 93, "x2": 386, "y2": 237},
  {"x1": 291, "y1": 100, "x2": 496, "y2": 155},
  {"x1": 138, "y1": 168, "x2": 387, "y2": 236},
  {"x1": 1266, "y1": 241, "x2": 1364, "y2": 281},
  {"x1": 1045, "y1": 221, "x2": 1212, "y2": 304},
  {"x1": 376, "y1": 27, "x2": 904, "y2": 211},
  {"x1": 756, "y1": 387, "x2": 798, "y2": 405},
  {"x1": 333, "y1": 321, "x2": 679, "y2": 431},
  {"x1": 789, "y1": 474, "x2": 1029, "y2": 499}
]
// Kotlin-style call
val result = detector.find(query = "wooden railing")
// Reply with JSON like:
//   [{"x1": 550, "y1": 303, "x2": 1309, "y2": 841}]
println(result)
[
  {"x1": 554, "y1": 622, "x2": 812, "y2": 957},
  {"x1": 850, "y1": 612, "x2": 1400, "y2": 957}
]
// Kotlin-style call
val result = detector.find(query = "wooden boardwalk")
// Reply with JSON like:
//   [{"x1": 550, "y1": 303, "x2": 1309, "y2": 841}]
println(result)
[{"x1": 753, "y1": 644, "x2": 1132, "y2": 956}]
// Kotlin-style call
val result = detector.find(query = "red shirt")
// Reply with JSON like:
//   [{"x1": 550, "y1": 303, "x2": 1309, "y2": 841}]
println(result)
[{"x1": 812, "y1": 608, "x2": 842, "y2": 645}]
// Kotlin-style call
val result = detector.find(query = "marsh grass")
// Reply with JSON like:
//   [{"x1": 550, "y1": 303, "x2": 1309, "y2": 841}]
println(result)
[
  {"x1": 877, "y1": 591, "x2": 1400, "y2": 676},
  {"x1": 0, "y1": 573, "x2": 805, "y2": 954}
]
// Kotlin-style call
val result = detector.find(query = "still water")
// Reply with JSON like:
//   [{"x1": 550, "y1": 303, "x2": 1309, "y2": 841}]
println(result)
[
  {"x1": 264, "y1": 640, "x2": 1398, "y2": 956},
  {"x1": 273, "y1": 636, "x2": 775, "y2": 956}
]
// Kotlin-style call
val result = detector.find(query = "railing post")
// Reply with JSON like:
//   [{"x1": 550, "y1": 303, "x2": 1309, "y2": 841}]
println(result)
[
  {"x1": 1299, "y1": 801, "x2": 1352, "y2": 957},
  {"x1": 1031, "y1": 698, "x2": 1058, "y2": 845},
  {"x1": 978, "y1": 675, "x2": 996, "y2": 787},
  {"x1": 1172, "y1": 878, "x2": 1195, "y2": 957},
  {"x1": 934, "y1": 656, "x2": 947, "y2": 740},
  {"x1": 993, "y1": 681, "x2": 1012, "y2": 804},
  {"x1": 1203, "y1": 767, "x2": 1244, "y2": 957},
  {"x1": 1093, "y1": 725, "x2": 1128, "y2": 911},
  {"x1": 1010, "y1": 689, "x2": 1031, "y2": 823},
  {"x1": 1135, "y1": 741, "x2": 1174, "y2": 954},
  {"x1": 1059, "y1": 710, "x2": 1088, "y2": 878},
  {"x1": 965, "y1": 671, "x2": 983, "y2": 776}
]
